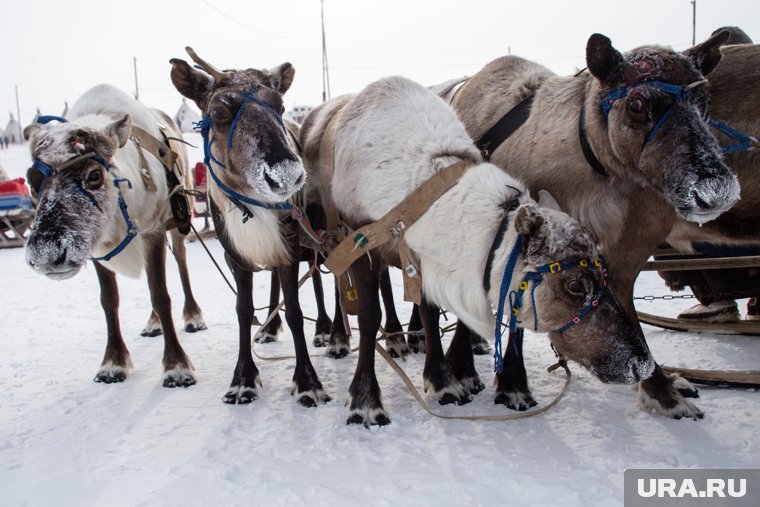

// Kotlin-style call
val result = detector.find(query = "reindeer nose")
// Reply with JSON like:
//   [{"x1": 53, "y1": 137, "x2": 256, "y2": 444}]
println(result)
[
  {"x1": 54, "y1": 248, "x2": 68, "y2": 266},
  {"x1": 264, "y1": 172, "x2": 280, "y2": 190}
]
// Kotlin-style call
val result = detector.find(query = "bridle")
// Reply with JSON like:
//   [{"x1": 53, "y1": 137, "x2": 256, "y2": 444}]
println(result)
[
  {"x1": 492, "y1": 232, "x2": 608, "y2": 373},
  {"x1": 30, "y1": 138, "x2": 137, "y2": 263},
  {"x1": 600, "y1": 78, "x2": 709, "y2": 145},
  {"x1": 194, "y1": 85, "x2": 295, "y2": 212}
]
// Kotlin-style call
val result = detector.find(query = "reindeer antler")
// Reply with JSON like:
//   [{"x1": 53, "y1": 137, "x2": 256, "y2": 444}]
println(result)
[{"x1": 185, "y1": 46, "x2": 231, "y2": 81}]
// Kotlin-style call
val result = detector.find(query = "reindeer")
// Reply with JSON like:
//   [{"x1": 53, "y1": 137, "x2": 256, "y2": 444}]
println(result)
[
  {"x1": 301, "y1": 75, "x2": 654, "y2": 426},
  {"x1": 24, "y1": 84, "x2": 204, "y2": 387},
  {"x1": 442, "y1": 32, "x2": 738, "y2": 419},
  {"x1": 169, "y1": 48, "x2": 335, "y2": 406},
  {"x1": 667, "y1": 42, "x2": 760, "y2": 247}
]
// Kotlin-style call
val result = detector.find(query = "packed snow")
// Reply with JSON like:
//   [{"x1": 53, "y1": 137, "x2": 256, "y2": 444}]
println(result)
[{"x1": 1, "y1": 135, "x2": 759, "y2": 507}]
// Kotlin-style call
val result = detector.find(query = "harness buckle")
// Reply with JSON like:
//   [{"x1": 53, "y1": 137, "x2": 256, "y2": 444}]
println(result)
[
  {"x1": 579, "y1": 259, "x2": 588, "y2": 267},
  {"x1": 519, "y1": 281, "x2": 529, "y2": 291},
  {"x1": 549, "y1": 262, "x2": 561, "y2": 273},
  {"x1": 404, "y1": 264, "x2": 418, "y2": 278}
]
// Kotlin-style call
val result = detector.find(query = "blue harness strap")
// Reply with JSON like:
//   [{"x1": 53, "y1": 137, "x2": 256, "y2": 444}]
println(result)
[
  {"x1": 708, "y1": 118, "x2": 758, "y2": 154},
  {"x1": 91, "y1": 178, "x2": 138, "y2": 262},
  {"x1": 36, "y1": 115, "x2": 68, "y2": 124},
  {"x1": 492, "y1": 239, "x2": 608, "y2": 373},
  {"x1": 194, "y1": 86, "x2": 294, "y2": 213},
  {"x1": 600, "y1": 79, "x2": 707, "y2": 145},
  {"x1": 494, "y1": 234, "x2": 524, "y2": 373}
]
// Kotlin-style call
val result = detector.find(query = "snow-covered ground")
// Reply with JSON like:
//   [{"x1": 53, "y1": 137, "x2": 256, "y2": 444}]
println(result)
[{"x1": 1, "y1": 137, "x2": 759, "y2": 507}]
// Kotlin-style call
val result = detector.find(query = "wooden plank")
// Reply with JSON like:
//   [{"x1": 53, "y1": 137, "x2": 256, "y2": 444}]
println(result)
[
  {"x1": 638, "y1": 311, "x2": 760, "y2": 335},
  {"x1": 661, "y1": 365, "x2": 760, "y2": 388},
  {"x1": 643, "y1": 255, "x2": 760, "y2": 271}
]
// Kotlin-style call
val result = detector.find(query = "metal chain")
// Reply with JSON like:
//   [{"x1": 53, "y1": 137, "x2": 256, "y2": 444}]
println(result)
[{"x1": 635, "y1": 289, "x2": 758, "y2": 301}]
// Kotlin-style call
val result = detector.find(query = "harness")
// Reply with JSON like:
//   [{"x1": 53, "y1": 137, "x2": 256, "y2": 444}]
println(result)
[
  {"x1": 194, "y1": 86, "x2": 294, "y2": 212},
  {"x1": 31, "y1": 151, "x2": 138, "y2": 262},
  {"x1": 600, "y1": 78, "x2": 708, "y2": 144},
  {"x1": 491, "y1": 233, "x2": 608, "y2": 373},
  {"x1": 30, "y1": 115, "x2": 188, "y2": 262}
]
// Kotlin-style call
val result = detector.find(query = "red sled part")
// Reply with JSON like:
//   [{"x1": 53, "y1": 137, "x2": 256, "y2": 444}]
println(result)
[{"x1": 0, "y1": 178, "x2": 31, "y2": 197}]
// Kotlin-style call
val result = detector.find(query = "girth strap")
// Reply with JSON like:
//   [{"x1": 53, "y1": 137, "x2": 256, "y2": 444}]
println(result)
[
  {"x1": 477, "y1": 94, "x2": 534, "y2": 161},
  {"x1": 324, "y1": 160, "x2": 472, "y2": 304}
]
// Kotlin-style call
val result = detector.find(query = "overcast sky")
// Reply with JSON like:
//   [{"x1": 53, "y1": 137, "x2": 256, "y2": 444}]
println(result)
[{"x1": 2, "y1": 0, "x2": 759, "y2": 128}]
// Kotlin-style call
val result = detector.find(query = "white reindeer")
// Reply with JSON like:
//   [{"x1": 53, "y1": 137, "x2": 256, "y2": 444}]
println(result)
[
  {"x1": 301, "y1": 76, "x2": 654, "y2": 426},
  {"x1": 24, "y1": 84, "x2": 203, "y2": 387}
]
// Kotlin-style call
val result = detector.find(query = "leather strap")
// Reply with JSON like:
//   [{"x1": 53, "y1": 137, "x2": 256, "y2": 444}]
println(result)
[
  {"x1": 324, "y1": 160, "x2": 472, "y2": 277},
  {"x1": 477, "y1": 94, "x2": 534, "y2": 161}
]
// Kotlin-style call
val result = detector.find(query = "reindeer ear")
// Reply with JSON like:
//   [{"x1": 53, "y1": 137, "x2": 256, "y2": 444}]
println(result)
[
  {"x1": 684, "y1": 30, "x2": 731, "y2": 76},
  {"x1": 104, "y1": 114, "x2": 132, "y2": 148},
  {"x1": 23, "y1": 124, "x2": 44, "y2": 145},
  {"x1": 537, "y1": 190, "x2": 562, "y2": 212},
  {"x1": 515, "y1": 203, "x2": 550, "y2": 264},
  {"x1": 586, "y1": 33, "x2": 625, "y2": 85},
  {"x1": 170, "y1": 58, "x2": 213, "y2": 109},
  {"x1": 269, "y1": 62, "x2": 295, "y2": 94}
]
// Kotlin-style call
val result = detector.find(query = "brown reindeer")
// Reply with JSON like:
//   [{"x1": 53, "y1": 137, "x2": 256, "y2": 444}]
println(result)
[
  {"x1": 444, "y1": 32, "x2": 738, "y2": 419},
  {"x1": 169, "y1": 48, "x2": 334, "y2": 406}
]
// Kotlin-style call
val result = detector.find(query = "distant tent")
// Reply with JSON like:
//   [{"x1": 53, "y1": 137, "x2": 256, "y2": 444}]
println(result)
[
  {"x1": 3, "y1": 114, "x2": 23, "y2": 144},
  {"x1": 174, "y1": 99, "x2": 201, "y2": 132}
]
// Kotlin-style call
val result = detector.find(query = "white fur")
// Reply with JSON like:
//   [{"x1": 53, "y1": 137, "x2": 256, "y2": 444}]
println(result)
[
  {"x1": 332, "y1": 77, "x2": 540, "y2": 341},
  {"x1": 31, "y1": 85, "x2": 178, "y2": 279},
  {"x1": 95, "y1": 359, "x2": 134, "y2": 380},
  {"x1": 210, "y1": 184, "x2": 292, "y2": 268}
]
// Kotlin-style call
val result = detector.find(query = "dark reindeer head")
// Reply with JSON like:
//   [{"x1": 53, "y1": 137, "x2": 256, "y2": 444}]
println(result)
[
  {"x1": 511, "y1": 200, "x2": 653, "y2": 383},
  {"x1": 23, "y1": 116, "x2": 132, "y2": 280},
  {"x1": 586, "y1": 31, "x2": 739, "y2": 224},
  {"x1": 169, "y1": 48, "x2": 305, "y2": 205}
]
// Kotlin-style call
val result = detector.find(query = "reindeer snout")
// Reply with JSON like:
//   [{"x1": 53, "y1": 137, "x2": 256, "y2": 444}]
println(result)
[{"x1": 628, "y1": 353, "x2": 655, "y2": 382}]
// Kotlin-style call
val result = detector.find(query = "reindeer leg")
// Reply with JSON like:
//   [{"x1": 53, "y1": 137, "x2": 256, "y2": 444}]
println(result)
[
  {"x1": 310, "y1": 267, "x2": 333, "y2": 347},
  {"x1": 421, "y1": 299, "x2": 471, "y2": 405},
  {"x1": 256, "y1": 269, "x2": 283, "y2": 343},
  {"x1": 406, "y1": 304, "x2": 425, "y2": 354},
  {"x1": 494, "y1": 328, "x2": 537, "y2": 411},
  {"x1": 169, "y1": 228, "x2": 206, "y2": 333},
  {"x1": 140, "y1": 309, "x2": 163, "y2": 337},
  {"x1": 223, "y1": 253, "x2": 261, "y2": 404},
  {"x1": 445, "y1": 322, "x2": 485, "y2": 395},
  {"x1": 279, "y1": 261, "x2": 330, "y2": 407},
  {"x1": 612, "y1": 271, "x2": 703, "y2": 419},
  {"x1": 93, "y1": 262, "x2": 133, "y2": 383},
  {"x1": 379, "y1": 267, "x2": 409, "y2": 358},
  {"x1": 470, "y1": 330, "x2": 493, "y2": 355},
  {"x1": 347, "y1": 254, "x2": 389, "y2": 426},
  {"x1": 144, "y1": 233, "x2": 195, "y2": 388},
  {"x1": 326, "y1": 282, "x2": 351, "y2": 357}
]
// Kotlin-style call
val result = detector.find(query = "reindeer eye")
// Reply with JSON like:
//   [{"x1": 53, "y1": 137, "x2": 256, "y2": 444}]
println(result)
[
  {"x1": 628, "y1": 97, "x2": 646, "y2": 114},
  {"x1": 85, "y1": 168, "x2": 103, "y2": 188},
  {"x1": 566, "y1": 279, "x2": 585, "y2": 296},
  {"x1": 211, "y1": 107, "x2": 230, "y2": 123}
]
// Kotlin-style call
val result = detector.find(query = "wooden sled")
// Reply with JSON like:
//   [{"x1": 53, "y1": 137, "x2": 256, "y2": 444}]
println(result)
[
  {"x1": 0, "y1": 178, "x2": 35, "y2": 249},
  {"x1": 0, "y1": 209, "x2": 35, "y2": 248},
  {"x1": 638, "y1": 252, "x2": 760, "y2": 335}
]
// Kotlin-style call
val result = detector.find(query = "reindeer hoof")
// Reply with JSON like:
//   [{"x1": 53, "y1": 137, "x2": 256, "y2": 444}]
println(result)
[
  {"x1": 347, "y1": 409, "x2": 391, "y2": 427},
  {"x1": 673, "y1": 376, "x2": 700, "y2": 398},
  {"x1": 255, "y1": 332, "x2": 278, "y2": 344},
  {"x1": 184, "y1": 321, "x2": 207, "y2": 333},
  {"x1": 495, "y1": 391, "x2": 538, "y2": 411},
  {"x1": 313, "y1": 333, "x2": 329, "y2": 347},
  {"x1": 140, "y1": 328, "x2": 163, "y2": 337},
  {"x1": 94, "y1": 371, "x2": 127, "y2": 384},
  {"x1": 163, "y1": 366, "x2": 196, "y2": 388},
  {"x1": 386, "y1": 340, "x2": 410, "y2": 358}
]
